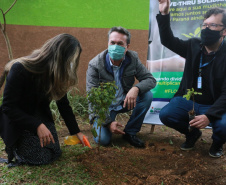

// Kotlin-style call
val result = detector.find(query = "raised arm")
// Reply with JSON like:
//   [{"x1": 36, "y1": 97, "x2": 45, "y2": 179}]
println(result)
[
  {"x1": 158, "y1": 0, "x2": 170, "y2": 15},
  {"x1": 156, "y1": 0, "x2": 189, "y2": 58}
]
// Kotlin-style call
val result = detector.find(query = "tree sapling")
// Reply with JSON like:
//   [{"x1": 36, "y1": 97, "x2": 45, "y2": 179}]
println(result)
[
  {"x1": 183, "y1": 88, "x2": 202, "y2": 131},
  {"x1": 87, "y1": 82, "x2": 117, "y2": 151}
]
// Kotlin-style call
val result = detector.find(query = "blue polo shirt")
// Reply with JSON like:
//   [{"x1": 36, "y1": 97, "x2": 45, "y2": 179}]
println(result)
[{"x1": 107, "y1": 54, "x2": 126, "y2": 112}]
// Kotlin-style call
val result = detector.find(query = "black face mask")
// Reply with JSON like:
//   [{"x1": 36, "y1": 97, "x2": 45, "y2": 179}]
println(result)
[{"x1": 201, "y1": 27, "x2": 223, "y2": 46}]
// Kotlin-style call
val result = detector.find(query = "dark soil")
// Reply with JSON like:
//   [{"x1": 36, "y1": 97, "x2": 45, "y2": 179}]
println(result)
[{"x1": 58, "y1": 118, "x2": 226, "y2": 185}]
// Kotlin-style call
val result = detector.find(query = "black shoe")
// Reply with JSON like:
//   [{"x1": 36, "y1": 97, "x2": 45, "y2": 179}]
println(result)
[
  {"x1": 180, "y1": 129, "x2": 202, "y2": 151},
  {"x1": 123, "y1": 133, "x2": 145, "y2": 148},
  {"x1": 209, "y1": 142, "x2": 224, "y2": 158}
]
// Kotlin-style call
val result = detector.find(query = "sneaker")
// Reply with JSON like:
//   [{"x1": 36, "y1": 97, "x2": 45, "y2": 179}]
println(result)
[
  {"x1": 209, "y1": 142, "x2": 224, "y2": 158},
  {"x1": 180, "y1": 129, "x2": 202, "y2": 150}
]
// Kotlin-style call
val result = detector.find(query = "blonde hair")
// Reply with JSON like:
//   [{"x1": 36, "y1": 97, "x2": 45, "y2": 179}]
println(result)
[{"x1": 4, "y1": 33, "x2": 82, "y2": 100}]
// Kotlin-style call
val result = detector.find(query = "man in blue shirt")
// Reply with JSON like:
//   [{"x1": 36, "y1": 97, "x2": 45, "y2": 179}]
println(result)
[{"x1": 86, "y1": 27, "x2": 156, "y2": 148}]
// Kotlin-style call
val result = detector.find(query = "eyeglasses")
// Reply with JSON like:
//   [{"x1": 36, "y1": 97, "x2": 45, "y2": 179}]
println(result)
[{"x1": 201, "y1": 23, "x2": 225, "y2": 30}]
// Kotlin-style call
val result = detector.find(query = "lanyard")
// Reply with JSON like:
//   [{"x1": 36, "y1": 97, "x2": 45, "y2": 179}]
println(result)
[
  {"x1": 199, "y1": 40, "x2": 224, "y2": 70},
  {"x1": 199, "y1": 54, "x2": 216, "y2": 69},
  {"x1": 198, "y1": 53, "x2": 216, "y2": 76},
  {"x1": 197, "y1": 41, "x2": 224, "y2": 89},
  {"x1": 198, "y1": 54, "x2": 216, "y2": 89}
]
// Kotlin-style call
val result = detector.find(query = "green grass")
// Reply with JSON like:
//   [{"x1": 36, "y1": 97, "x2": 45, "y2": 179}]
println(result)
[
  {"x1": 67, "y1": 88, "x2": 89, "y2": 120},
  {"x1": 50, "y1": 87, "x2": 89, "y2": 126},
  {"x1": 0, "y1": 141, "x2": 95, "y2": 184},
  {"x1": 0, "y1": 91, "x2": 94, "y2": 184},
  {"x1": 0, "y1": 93, "x2": 3, "y2": 106}
]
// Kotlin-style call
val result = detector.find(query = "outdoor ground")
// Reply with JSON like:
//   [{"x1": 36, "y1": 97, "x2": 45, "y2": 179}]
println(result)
[
  {"x1": 1, "y1": 115, "x2": 226, "y2": 184},
  {"x1": 60, "y1": 117, "x2": 226, "y2": 185}
]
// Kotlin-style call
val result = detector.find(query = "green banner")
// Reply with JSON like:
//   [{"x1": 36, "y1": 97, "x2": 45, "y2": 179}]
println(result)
[{"x1": 152, "y1": 72, "x2": 183, "y2": 99}]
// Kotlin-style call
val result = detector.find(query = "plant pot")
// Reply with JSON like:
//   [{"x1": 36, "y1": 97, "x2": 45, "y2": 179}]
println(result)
[{"x1": 188, "y1": 110, "x2": 196, "y2": 132}]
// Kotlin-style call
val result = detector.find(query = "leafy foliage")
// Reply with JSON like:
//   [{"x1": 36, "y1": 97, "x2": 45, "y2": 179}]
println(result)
[
  {"x1": 91, "y1": 127, "x2": 98, "y2": 138},
  {"x1": 50, "y1": 87, "x2": 89, "y2": 127},
  {"x1": 183, "y1": 88, "x2": 202, "y2": 116},
  {"x1": 67, "y1": 88, "x2": 89, "y2": 119},
  {"x1": 49, "y1": 100, "x2": 62, "y2": 126},
  {"x1": 183, "y1": 88, "x2": 202, "y2": 101},
  {"x1": 87, "y1": 82, "x2": 117, "y2": 139},
  {"x1": 87, "y1": 82, "x2": 117, "y2": 126},
  {"x1": 0, "y1": 95, "x2": 3, "y2": 106}
]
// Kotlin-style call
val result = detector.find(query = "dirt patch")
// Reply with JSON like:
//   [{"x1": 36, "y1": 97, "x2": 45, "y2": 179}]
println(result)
[{"x1": 58, "y1": 120, "x2": 226, "y2": 185}]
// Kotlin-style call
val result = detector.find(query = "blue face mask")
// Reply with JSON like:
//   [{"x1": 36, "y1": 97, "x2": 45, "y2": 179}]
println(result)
[{"x1": 108, "y1": 45, "x2": 126, "y2": 61}]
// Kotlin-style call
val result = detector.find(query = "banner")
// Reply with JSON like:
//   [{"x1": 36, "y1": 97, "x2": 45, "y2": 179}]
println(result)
[{"x1": 144, "y1": 0, "x2": 226, "y2": 125}]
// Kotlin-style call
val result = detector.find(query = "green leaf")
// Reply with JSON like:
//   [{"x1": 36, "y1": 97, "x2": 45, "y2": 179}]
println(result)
[
  {"x1": 97, "y1": 120, "x2": 102, "y2": 127},
  {"x1": 183, "y1": 88, "x2": 202, "y2": 101},
  {"x1": 91, "y1": 128, "x2": 97, "y2": 138}
]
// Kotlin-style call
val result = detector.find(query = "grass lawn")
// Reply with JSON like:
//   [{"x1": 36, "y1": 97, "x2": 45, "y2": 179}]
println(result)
[{"x1": 0, "y1": 137, "x2": 95, "y2": 184}]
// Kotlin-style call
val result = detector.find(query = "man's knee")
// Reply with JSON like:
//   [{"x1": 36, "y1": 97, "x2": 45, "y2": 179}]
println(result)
[
  {"x1": 92, "y1": 121, "x2": 112, "y2": 146},
  {"x1": 219, "y1": 122, "x2": 226, "y2": 132},
  {"x1": 139, "y1": 91, "x2": 153, "y2": 107},
  {"x1": 94, "y1": 135, "x2": 111, "y2": 146},
  {"x1": 214, "y1": 120, "x2": 226, "y2": 140},
  {"x1": 159, "y1": 107, "x2": 170, "y2": 124},
  {"x1": 159, "y1": 106, "x2": 180, "y2": 128}
]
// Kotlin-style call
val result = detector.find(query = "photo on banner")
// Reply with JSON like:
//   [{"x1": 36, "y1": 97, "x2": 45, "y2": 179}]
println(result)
[{"x1": 144, "y1": 0, "x2": 226, "y2": 125}]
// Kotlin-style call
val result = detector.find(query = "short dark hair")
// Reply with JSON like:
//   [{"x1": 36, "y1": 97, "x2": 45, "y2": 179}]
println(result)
[
  {"x1": 108, "y1": 26, "x2": 131, "y2": 44},
  {"x1": 204, "y1": 7, "x2": 226, "y2": 27}
]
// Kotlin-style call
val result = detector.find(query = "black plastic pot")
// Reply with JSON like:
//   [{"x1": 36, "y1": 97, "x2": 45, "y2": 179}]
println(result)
[{"x1": 188, "y1": 112, "x2": 196, "y2": 132}]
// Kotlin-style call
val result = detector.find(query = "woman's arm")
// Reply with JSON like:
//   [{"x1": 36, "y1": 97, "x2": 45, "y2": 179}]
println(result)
[
  {"x1": 57, "y1": 95, "x2": 88, "y2": 145},
  {"x1": 56, "y1": 94, "x2": 80, "y2": 135}
]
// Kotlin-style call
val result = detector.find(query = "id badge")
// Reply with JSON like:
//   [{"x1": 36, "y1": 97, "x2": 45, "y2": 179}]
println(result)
[{"x1": 197, "y1": 76, "x2": 202, "y2": 89}]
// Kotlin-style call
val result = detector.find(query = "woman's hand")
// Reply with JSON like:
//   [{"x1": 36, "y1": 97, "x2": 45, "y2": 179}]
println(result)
[
  {"x1": 76, "y1": 132, "x2": 87, "y2": 146},
  {"x1": 37, "y1": 123, "x2": 55, "y2": 147}
]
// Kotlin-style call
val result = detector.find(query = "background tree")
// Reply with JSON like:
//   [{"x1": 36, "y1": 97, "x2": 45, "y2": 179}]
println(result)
[{"x1": 0, "y1": 0, "x2": 17, "y2": 89}]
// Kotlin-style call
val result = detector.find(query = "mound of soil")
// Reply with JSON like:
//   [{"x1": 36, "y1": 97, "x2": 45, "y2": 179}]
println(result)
[{"x1": 59, "y1": 122, "x2": 226, "y2": 185}]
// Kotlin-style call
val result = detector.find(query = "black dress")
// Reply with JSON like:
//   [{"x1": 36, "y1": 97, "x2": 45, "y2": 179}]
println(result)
[{"x1": 0, "y1": 62, "x2": 80, "y2": 165}]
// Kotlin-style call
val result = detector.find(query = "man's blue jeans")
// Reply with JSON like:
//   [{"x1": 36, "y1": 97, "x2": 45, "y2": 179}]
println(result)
[
  {"x1": 93, "y1": 91, "x2": 153, "y2": 145},
  {"x1": 159, "y1": 96, "x2": 226, "y2": 145}
]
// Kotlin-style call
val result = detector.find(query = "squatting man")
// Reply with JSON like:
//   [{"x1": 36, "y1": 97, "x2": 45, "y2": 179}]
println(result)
[
  {"x1": 158, "y1": 0, "x2": 226, "y2": 158},
  {"x1": 86, "y1": 26, "x2": 156, "y2": 148}
]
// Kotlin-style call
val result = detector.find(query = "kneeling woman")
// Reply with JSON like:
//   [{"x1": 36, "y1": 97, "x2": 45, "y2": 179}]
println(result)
[{"x1": 0, "y1": 33, "x2": 85, "y2": 166}]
